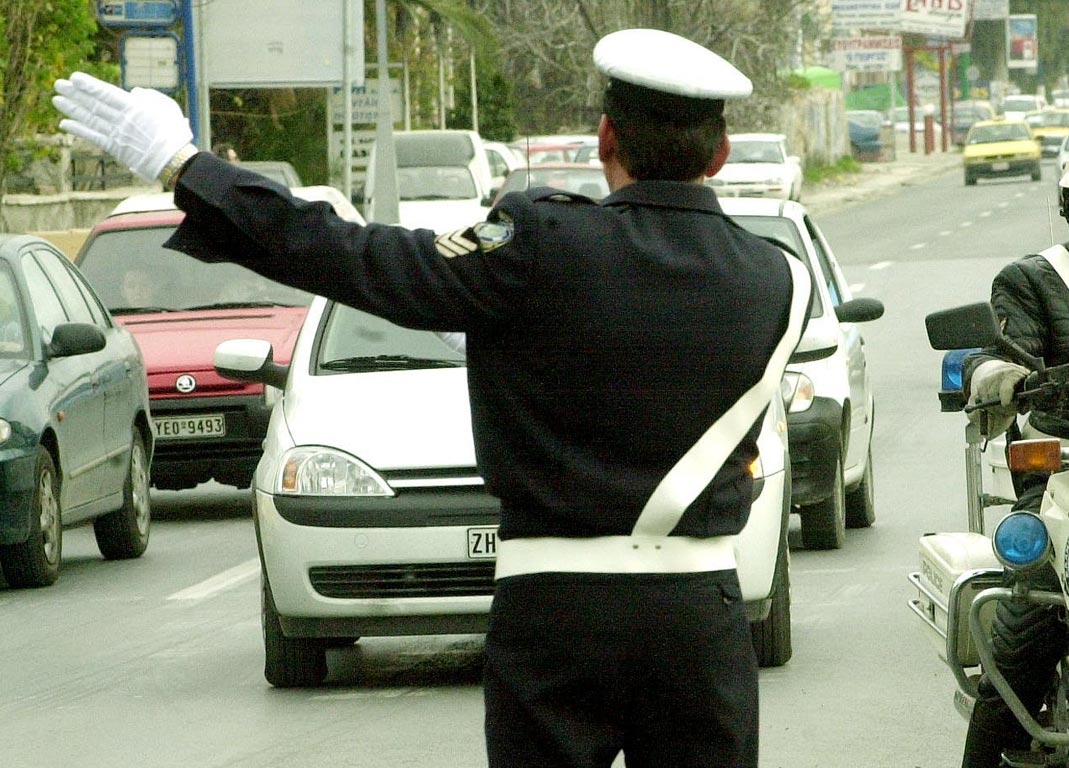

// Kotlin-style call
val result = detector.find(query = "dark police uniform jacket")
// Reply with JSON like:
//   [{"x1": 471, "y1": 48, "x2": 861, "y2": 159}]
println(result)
[{"x1": 166, "y1": 153, "x2": 811, "y2": 544}]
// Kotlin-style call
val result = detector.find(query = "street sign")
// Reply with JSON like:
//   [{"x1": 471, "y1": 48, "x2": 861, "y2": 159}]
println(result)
[
  {"x1": 120, "y1": 33, "x2": 180, "y2": 92},
  {"x1": 98, "y1": 1, "x2": 177, "y2": 27}
]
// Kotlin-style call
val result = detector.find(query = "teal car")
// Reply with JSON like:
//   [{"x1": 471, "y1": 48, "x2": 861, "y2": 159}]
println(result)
[{"x1": 0, "y1": 235, "x2": 152, "y2": 588}]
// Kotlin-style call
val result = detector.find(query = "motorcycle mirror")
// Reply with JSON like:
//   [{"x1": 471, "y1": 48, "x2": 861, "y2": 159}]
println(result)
[{"x1": 925, "y1": 302, "x2": 1001, "y2": 350}]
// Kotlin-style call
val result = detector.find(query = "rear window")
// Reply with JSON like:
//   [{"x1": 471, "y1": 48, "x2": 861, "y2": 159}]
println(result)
[
  {"x1": 77, "y1": 225, "x2": 313, "y2": 313},
  {"x1": 395, "y1": 134, "x2": 475, "y2": 167}
]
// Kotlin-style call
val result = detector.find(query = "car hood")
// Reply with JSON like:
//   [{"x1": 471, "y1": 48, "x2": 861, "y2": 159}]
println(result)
[
  {"x1": 963, "y1": 139, "x2": 1038, "y2": 158},
  {"x1": 399, "y1": 200, "x2": 490, "y2": 232},
  {"x1": 715, "y1": 163, "x2": 792, "y2": 182},
  {"x1": 283, "y1": 367, "x2": 477, "y2": 470},
  {"x1": 0, "y1": 358, "x2": 28, "y2": 388},
  {"x1": 117, "y1": 307, "x2": 307, "y2": 373}
]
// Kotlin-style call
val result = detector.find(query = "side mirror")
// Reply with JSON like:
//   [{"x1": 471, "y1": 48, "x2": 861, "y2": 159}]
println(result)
[
  {"x1": 214, "y1": 338, "x2": 289, "y2": 389},
  {"x1": 836, "y1": 297, "x2": 884, "y2": 323},
  {"x1": 47, "y1": 322, "x2": 105, "y2": 358},
  {"x1": 925, "y1": 302, "x2": 1044, "y2": 371}
]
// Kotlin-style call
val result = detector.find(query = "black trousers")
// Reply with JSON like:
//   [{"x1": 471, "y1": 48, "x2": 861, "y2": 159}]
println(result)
[
  {"x1": 962, "y1": 474, "x2": 1068, "y2": 768},
  {"x1": 483, "y1": 570, "x2": 758, "y2": 768}
]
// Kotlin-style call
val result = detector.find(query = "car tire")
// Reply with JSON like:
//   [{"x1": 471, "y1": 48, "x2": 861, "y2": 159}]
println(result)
[
  {"x1": 0, "y1": 447, "x2": 62, "y2": 587},
  {"x1": 262, "y1": 574, "x2": 328, "y2": 687},
  {"x1": 751, "y1": 537, "x2": 792, "y2": 667},
  {"x1": 845, "y1": 445, "x2": 876, "y2": 529},
  {"x1": 965, "y1": 170, "x2": 977, "y2": 186},
  {"x1": 1031, "y1": 163, "x2": 1042, "y2": 182},
  {"x1": 93, "y1": 428, "x2": 151, "y2": 560},
  {"x1": 799, "y1": 452, "x2": 846, "y2": 550}
]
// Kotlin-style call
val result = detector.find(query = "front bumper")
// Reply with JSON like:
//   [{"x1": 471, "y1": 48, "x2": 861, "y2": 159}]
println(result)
[
  {"x1": 710, "y1": 182, "x2": 791, "y2": 200},
  {"x1": 963, "y1": 157, "x2": 1039, "y2": 178},
  {"x1": 786, "y1": 397, "x2": 842, "y2": 506},
  {"x1": 149, "y1": 393, "x2": 272, "y2": 489}
]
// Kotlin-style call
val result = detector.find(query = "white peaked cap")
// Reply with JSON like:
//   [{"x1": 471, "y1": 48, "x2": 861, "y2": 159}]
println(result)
[{"x1": 594, "y1": 28, "x2": 752, "y2": 100}]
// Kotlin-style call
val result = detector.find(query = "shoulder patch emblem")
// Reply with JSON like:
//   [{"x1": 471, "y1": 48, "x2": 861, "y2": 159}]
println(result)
[
  {"x1": 435, "y1": 229, "x2": 479, "y2": 259},
  {"x1": 472, "y1": 220, "x2": 514, "y2": 253}
]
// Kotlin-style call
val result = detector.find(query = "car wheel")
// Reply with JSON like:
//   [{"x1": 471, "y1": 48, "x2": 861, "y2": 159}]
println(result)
[
  {"x1": 93, "y1": 428, "x2": 150, "y2": 560},
  {"x1": 845, "y1": 445, "x2": 876, "y2": 529},
  {"x1": 1031, "y1": 163, "x2": 1042, "y2": 182},
  {"x1": 262, "y1": 574, "x2": 327, "y2": 687},
  {"x1": 799, "y1": 452, "x2": 846, "y2": 550},
  {"x1": 751, "y1": 536, "x2": 791, "y2": 667},
  {"x1": 965, "y1": 170, "x2": 977, "y2": 186},
  {"x1": 0, "y1": 447, "x2": 62, "y2": 587}
]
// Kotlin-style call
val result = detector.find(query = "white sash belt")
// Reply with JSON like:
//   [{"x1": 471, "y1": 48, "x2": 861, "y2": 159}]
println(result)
[
  {"x1": 494, "y1": 535, "x2": 737, "y2": 579},
  {"x1": 494, "y1": 250, "x2": 811, "y2": 580}
]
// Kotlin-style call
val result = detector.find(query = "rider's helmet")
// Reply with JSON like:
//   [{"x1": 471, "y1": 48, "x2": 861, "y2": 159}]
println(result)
[{"x1": 1061, "y1": 166, "x2": 1069, "y2": 223}]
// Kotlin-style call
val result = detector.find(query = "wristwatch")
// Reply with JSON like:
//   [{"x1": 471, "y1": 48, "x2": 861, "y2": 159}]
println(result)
[{"x1": 159, "y1": 143, "x2": 199, "y2": 190}]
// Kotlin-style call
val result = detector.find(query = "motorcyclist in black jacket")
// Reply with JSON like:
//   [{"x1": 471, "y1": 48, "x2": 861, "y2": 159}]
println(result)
[{"x1": 960, "y1": 167, "x2": 1069, "y2": 768}]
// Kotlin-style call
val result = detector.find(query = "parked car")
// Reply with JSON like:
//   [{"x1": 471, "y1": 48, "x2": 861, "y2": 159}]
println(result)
[
  {"x1": 1052, "y1": 89, "x2": 1069, "y2": 109},
  {"x1": 721, "y1": 197, "x2": 884, "y2": 550},
  {"x1": 492, "y1": 162, "x2": 610, "y2": 205},
  {"x1": 1058, "y1": 134, "x2": 1069, "y2": 174},
  {"x1": 239, "y1": 160, "x2": 303, "y2": 187},
  {"x1": 1000, "y1": 93, "x2": 1046, "y2": 121},
  {"x1": 215, "y1": 289, "x2": 815, "y2": 684},
  {"x1": 950, "y1": 100, "x2": 996, "y2": 146},
  {"x1": 707, "y1": 133, "x2": 803, "y2": 201},
  {"x1": 365, "y1": 129, "x2": 496, "y2": 230},
  {"x1": 1025, "y1": 108, "x2": 1069, "y2": 156},
  {"x1": 962, "y1": 118, "x2": 1042, "y2": 185},
  {"x1": 845, "y1": 110, "x2": 886, "y2": 159},
  {"x1": 0, "y1": 234, "x2": 152, "y2": 587},
  {"x1": 482, "y1": 140, "x2": 525, "y2": 194},
  {"x1": 72, "y1": 186, "x2": 363, "y2": 492}
]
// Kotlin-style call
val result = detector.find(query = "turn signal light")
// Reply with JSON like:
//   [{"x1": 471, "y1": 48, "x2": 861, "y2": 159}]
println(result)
[{"x1": 1008, "y1": 439, "x2": 1063, "y2": 473}]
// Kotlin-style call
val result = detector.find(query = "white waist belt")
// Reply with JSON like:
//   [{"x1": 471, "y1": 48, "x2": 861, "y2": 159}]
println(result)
[{"x1": 494, "y1": 535, "x2": 737, "y2": 580}]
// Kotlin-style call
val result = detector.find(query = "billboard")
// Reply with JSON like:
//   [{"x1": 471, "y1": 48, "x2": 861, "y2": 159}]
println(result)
[
  {"x1": 898, "y1": 0, "x2": 970, "y2": 39},
  {"x1": 1006, "y1": 14, "x2": 1038, "y2": 70},
  {"x1": 830, "y1": 36, "x2": 903, "y2": 72},
  {"x1": 830, "y1": 0, "x2": 901, "y2": 32},
  {"x1": 200, "y1": 0, "x2": 364, "y2": 88}
]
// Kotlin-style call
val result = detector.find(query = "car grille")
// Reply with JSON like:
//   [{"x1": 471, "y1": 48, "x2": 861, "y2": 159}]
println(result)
[{"x1": 308, "y1": 562, "x2": 496, "y2": 599}]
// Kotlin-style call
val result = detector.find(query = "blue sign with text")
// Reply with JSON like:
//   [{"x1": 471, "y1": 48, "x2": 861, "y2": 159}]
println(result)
[{"x1": 97, "y1": 1, "x2": 177, "y2": 27}]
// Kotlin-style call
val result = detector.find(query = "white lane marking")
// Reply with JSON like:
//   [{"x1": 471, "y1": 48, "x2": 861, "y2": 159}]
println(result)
[
  {"x1": 998, "y1": 201, "x2": 1009, "y2": 208},
  {"x1": 167, "y1": 558, "x2": 261, "y2": 601},
  {"x1": 979, "y1": 210, "x2": 993, "y2": 217},
  {"x1": 939, "y1": 230, "x2": 953, "y2": 236},
  {"x1": 959, "y1": 220, "x2": 973, "y2": 227},
  {"x1": 909, "y1": 242, "x2": 927, "y2": 250},
  {"x1": 869, "y1": 261, "x2": 893, "y2": 270}
]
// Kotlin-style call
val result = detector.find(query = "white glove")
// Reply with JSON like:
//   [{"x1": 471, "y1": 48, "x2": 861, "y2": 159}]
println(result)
[
  {"x1": 52, "y1": 72, "x2": 193, "y2": 183},
  {"x1": 968, "y1": 359, "x2": 1027, "y2": 436}
]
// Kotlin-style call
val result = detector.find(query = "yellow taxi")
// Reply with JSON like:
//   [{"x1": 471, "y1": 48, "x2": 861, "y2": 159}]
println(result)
[
  {"x1": 962, "y1": 118, "x2": 1041, "y2": 186},
  {"x1": 1025, "y1": 108, "x2": 1069, "y2": 156}
]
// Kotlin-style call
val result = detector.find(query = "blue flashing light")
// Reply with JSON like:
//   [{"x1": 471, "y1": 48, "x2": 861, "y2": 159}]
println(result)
[
  {"x1": 941, "y1": 348, "x2": 980, "y2": 392},
  {"x1": 993, "y1": 512, "x2": 1050, "y2": 569}
]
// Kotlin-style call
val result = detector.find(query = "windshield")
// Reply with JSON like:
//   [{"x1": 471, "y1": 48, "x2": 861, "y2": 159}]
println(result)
[
  {"x1": 77, "y1": 225, "x2": 313, "y2": 313},
  {"x1": 847, "y1": 112, "x2": 882, "y2": 129},
  {"x1": 1027, "y1": 111, "x2": 1069, "y2": 128},
  {"x1": 395, "y1": 133, "x2": 475, "y2": 166},
  {"x1": 315, "y1": 302, "x2": 466, "y2": 373},
  {"x1": 728, "y1": 214, "x2": 823, "y2": 318},
  {"x1": 499, "y1": 167, "x2": 609, "y2": 200},
  {"x1": 967, "y1": 123, "x2": 1032, "y2": 144},
  {"x1": 0, "y1": 265, "x2": 28, "y2": 358},
  {"x1": 397, "y1": 166, "x2": 478, "y2": 201},
  {"x1": 1003, "y1": 97, "x2": 1040, "y2": 111},
  {"x1": 727, "y1": 140, "x2": 786, "y2": 164}
]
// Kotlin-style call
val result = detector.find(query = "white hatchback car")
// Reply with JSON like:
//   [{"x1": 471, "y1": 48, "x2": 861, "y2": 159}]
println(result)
[
  {"x1": 215, "y1": 293, "x2": 830, "y2": 685},
  {"x1": 722, "y1": 197, "x2": 884, "y2": 550},
  {"x1": 707, "y1": 133, "x2": 804, "y2": 201}
]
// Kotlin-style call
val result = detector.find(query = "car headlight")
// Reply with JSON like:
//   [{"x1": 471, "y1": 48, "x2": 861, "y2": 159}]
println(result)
[
  {"x1": 992, "y1": 512, "x2": 1050, "y2": 571},
  {"x1": 276, "y1": 446, "x2": 395, "y2": 497},
  {"x1": 781, "y1": 372, "x2": 815, "y2": 413}
]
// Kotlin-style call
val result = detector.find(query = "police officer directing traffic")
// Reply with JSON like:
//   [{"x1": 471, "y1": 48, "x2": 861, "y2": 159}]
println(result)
[{"x1": 55, "y1": 28, "x2": 811, "y2": 768}]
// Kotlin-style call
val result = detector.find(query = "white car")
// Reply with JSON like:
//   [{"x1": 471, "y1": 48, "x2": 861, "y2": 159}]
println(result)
[
  {"x1": 214, "y1": 292, "x2": 835, "y2": 684},
  {"x1": 708, "y1": 133, "x2": 803, "y2": 201},
  {"x1": 722, "y1": 197, "x2": 884, "y2": 550},
  {"x1": 1057, "y1": 134, "x2": 1069, "y2": 174},
  {"x1": 1001, "y1": 93, "x2": 1047, "y2": 121}
]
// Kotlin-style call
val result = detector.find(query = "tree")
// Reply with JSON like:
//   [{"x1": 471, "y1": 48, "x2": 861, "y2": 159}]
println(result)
[{"x1": 0, "y1": 0, "x2": 104, "y2": 204}]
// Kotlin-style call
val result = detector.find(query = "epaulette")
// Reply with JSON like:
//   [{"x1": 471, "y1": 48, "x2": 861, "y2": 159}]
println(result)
[{"x1": 526, "y1": 186, "x2": 598, "y2": 204}]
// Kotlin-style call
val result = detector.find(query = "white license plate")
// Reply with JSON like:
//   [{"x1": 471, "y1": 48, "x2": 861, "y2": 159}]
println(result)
[
  {"x1": 154, "y1": 414, "x2": 226, "y2": 439},
  {"x1": 467, "y1": 526, "x2": 498, "y2": 559},
  {"x1": 991, "y1": 161, "x2": 1010, "y2": 171}
]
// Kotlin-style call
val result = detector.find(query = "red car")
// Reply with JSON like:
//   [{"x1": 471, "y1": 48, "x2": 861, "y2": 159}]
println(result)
[{"x1": 74, "y1": 187, "x2": 363, "y2": 491}]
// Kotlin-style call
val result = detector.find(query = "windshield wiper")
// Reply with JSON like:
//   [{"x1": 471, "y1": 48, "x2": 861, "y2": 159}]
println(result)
[
  {"x1": 320, "y1": 355, "x2": 464, "y2": 372},
  {"x1": 182, "y1": 301, "x2": 295, "y2": 311},
  {"x1": 110, "y1": 306, "x2": 174, "y2": 315}
]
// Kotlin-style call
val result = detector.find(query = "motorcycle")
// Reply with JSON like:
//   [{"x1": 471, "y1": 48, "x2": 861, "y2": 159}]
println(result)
[{"x1": 908, "y1": 301, "x2": 1069, "y2": 767}]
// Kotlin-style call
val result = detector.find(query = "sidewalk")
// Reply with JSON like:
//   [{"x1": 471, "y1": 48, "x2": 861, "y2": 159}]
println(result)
[{"x1": 802, "y1": 134, "x2": 961, "y2": 217}]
